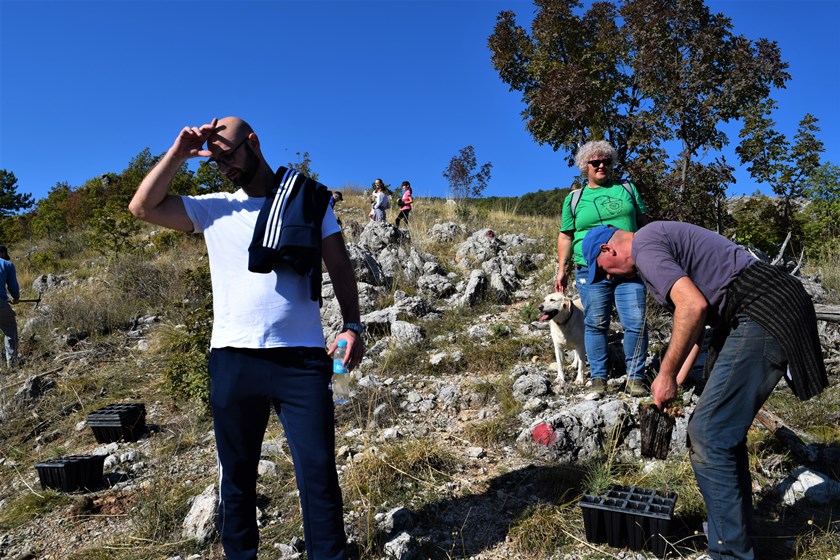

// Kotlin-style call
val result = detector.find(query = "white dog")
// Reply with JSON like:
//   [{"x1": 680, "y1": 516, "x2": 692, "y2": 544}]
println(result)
[{"x1": 538, "y1": 292, "x2": 587, "y2": 386}]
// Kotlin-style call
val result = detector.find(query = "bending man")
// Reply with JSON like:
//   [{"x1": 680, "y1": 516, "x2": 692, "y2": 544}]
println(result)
[{"x1": 583, "y1": 222, "x2": 826, "y2": 560}]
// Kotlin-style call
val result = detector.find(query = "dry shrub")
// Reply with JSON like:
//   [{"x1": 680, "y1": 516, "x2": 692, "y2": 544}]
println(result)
[
  {"x1": 46, "y1": 284, "x2": 137, "y2": 340},
  {"x1": 342, "y1": 439, "x2": 460, "y2": 555},
  {"x1": 0, "y1": 490, "x2": 71, "y2": 531},
  {"x1": 130, "y1": 474, "x2": 197, "y2": 542},
  {"x1": 343, "y1": 439, "x2": 459, "y2": 508},
  {"x1": 508, "y1": 502, "x2": 571, "y2": 556},
  {"x1": 108, "y1": 252, "x2": 180, "y2": 303}
]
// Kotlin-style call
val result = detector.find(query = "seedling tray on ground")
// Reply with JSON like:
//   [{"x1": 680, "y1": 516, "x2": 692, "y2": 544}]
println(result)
[
  {"x1": 86, "y1": 403, "x2": 146, "y2": 443},
  {"x1": 580, "y1": 484, "x2": 677, "y2": 557},
  {"x1": 35, "y1": 454, "x2": 105, "y2": 492}
]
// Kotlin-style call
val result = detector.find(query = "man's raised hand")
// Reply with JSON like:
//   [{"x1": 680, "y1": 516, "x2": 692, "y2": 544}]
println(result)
[{"x1": 172, "y1": 118, "x2": 218, "y2": 159}]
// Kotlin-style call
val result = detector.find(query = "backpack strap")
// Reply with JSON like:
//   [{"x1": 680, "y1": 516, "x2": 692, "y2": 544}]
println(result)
[{"x1": 569, "y1": 188, "x2": 585, "y2": 229}]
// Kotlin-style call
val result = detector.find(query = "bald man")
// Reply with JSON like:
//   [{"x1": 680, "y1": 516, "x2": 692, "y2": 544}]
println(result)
[
  {"x1": 583, "y1": 222, "x2": 826, "y2": 560},
  {"x1": 130, "y1": 117, "x2": 363, "y2": 560}
]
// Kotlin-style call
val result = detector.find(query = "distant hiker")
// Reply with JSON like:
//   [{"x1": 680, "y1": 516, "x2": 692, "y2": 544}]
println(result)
[
  {"x1": 395, "y1": 180, "x2": 413, "y2": 228},
  {"x1": 554, "y1": 140, "x2": 650, "y2": 397},
  {"x1": 129, "y1": 116, "x2": 364, "y2": 560},
  {"x1": 0, "y1": 244, "x2": 20, "y2": 368},
  {"x1": 371, "y1": 179, "x2": 389, "y2": 222},
  {"x1": 329, "y1": 191, "x2": 343, "y2": 209},
  {"x1": 330, "y1": 191, "x2": 343, "y2": 226},
  {"x1": 584, "y1": 222, "x2": 827, "y2": 560}
]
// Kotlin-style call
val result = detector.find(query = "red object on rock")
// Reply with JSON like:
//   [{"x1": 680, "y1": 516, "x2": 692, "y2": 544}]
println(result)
[{"x1": 532, "y1": 422, "x2": 557, "y2": 445}]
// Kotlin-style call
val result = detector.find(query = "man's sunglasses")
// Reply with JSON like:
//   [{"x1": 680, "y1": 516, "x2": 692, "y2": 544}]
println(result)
[
  {"x1": 588, "y1": 159, "x2": 612, "y2": 168},
  {"x1": 208, "y1": 137, "x2": 249, "y2": 167}
]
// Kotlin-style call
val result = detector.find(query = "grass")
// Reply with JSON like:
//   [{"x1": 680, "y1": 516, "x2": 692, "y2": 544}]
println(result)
[
  {"x1": 342, "y1": 439, "x2": 461, "y2": 555},
  {"x1": 0, "y1": 488, "x2": 72, "y2": 530},
  {"x1": 508, "y1": 502, "x2": 571, "y2": 556},
  {"x1": 462, "y1": 378, "x2": 521, "y2": 446},
  {"x1": 767, "y1": 382, "x2": 840, "y2": 443}
]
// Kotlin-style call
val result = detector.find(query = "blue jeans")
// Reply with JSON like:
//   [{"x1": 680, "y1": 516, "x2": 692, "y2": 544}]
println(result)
[
  {"x1": 575, "y1": 265, "x2": 648, "y2": 381},
  {"x1": 687, "y1": 316, "x2": 786, "y2": 559},
  {"x1": 210, "y1": 347, "x2": 345, "y2": 560}
]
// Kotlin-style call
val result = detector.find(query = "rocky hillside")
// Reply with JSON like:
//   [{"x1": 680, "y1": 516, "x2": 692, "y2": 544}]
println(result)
[{"x1": 0, "y1": 203, "x2": 838, "y2": 560}]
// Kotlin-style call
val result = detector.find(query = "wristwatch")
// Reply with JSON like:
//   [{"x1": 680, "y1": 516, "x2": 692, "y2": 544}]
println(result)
[{"x1": 342, "y1": 322, "x2": 364, "y2": 336}]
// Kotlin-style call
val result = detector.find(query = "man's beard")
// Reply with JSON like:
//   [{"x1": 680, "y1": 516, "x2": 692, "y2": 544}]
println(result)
[{"x1": 230, "y1": 143, "x2": 260, "y2": 187}]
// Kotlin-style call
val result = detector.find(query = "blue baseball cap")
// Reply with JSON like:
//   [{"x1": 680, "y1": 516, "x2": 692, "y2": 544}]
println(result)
[{"x1": 582, "y1": 225, "x2": 617, "y2": 284}]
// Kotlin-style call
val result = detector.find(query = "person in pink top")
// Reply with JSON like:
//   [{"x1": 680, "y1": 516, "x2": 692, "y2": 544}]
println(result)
[{"x1": 395, "y1": 180, "x2": 413, "y2": 228}]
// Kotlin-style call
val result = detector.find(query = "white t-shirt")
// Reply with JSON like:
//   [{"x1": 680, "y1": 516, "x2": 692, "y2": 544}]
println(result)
[{"x1": 181, "y1": 189, "x2": 341, "y2": 349}]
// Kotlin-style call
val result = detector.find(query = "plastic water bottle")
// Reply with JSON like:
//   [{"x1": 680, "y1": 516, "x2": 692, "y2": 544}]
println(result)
[{"x1": 332, "y1": 340, "x2": 350, "y2": 405}]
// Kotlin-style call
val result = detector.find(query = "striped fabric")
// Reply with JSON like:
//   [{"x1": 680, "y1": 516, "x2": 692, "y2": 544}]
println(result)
[
  {"x1": 258, "y1": 167, "x2": 298, "y2": 251},
  {"x1": 719, "y1": 261, "x2": 828, "y2": 401},
  {"x1": 248, "y1": 166, "x2": 331, "y2": 301}
]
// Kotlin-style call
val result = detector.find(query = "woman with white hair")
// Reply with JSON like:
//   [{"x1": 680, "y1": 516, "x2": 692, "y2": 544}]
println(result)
[{"x1": 554, "y1": 140, "x2": 650, "y2": 397}]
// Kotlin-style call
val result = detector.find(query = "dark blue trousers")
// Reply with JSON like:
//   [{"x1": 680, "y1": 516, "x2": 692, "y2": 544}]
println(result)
[
  {"x1": 687, "y1": 316, "x2": 786, "y2": 559},
  {"x1": 209, "y1": 347, "x2": 345, "y2": 560}
]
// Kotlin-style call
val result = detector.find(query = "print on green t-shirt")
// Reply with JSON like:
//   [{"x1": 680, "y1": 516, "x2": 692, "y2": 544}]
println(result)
[{"x1": 560, "y1": 182, "x2": 648, "y2": 265}]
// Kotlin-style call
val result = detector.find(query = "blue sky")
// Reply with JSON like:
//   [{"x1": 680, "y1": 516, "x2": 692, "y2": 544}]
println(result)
[{"x1": 1, "y1": 0, "x2": 838, "y2": 204}]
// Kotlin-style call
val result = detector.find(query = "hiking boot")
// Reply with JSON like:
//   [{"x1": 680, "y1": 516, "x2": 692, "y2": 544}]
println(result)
[
  {"x1": 626, "y1": 379, "x2": 647, "y2": 398},
  {"x1": 590, "y1": 378, "x2": 607, "y2": 396}
]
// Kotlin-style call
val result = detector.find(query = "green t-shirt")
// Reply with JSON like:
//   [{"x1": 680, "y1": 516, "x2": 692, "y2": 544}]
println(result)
[{"x1": 560, "y1": 182, "x2": 648, "y2": 265}]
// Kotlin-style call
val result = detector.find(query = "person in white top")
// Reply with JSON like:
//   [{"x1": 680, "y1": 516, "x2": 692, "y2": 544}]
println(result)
[
  {"x1": 129, "y1": 116, "x2": 363, "y2": 560},
  {"x1": 370, "y1": 178, "x2": 388, "y2": 221}
]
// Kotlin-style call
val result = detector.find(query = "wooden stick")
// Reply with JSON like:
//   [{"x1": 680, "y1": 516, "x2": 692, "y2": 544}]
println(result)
[{"x1": 0, "y1": 365, "x2": 64, "y2": 392}]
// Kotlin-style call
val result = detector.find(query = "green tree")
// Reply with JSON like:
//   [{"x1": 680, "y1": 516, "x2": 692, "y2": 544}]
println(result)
[
  {"x1": 517, "y1": 187, "x2": 573, "y2": 217},
  {"x1": 488, "y1": 0, "x2": 789, "y2": 223},
  {"x1": 32, "y1": 182, "x2": 72, "y2": 239},
  {"x1": 622, "y1": 0, "x2": 787, "y2": 194},
  {"x1": 442, "y1": 145, "x2": 493, "y2": 202},
  {"x1": 83, "y1": 148, "x2": 199, "y2": 253},
  {"x1": 195, "y1": 160, "x2": 235, "y2": 193},
  {"x1": 0, "y1": 170, "x2": 35, "y2": 217},
  {"x1": 287, "y1": 151, "x2": 319, "y2": 181},
  {"x1": 737, "y1": 106, "x2": 824, "y2": 242},
  {"x1": 801, "y1": 163, "x2": 840, "y2": 257},
  {"x1": 649, "y1": 157, "x2": 735, "y2": 232},
  {"x1": 727, "y1": 192, "x2": 782, "y2": 254}
]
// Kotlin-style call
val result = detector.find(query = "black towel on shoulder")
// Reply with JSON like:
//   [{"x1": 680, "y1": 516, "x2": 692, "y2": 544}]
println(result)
[
  {"x1": 707, "y1": 260, "x2": 828, "y2": 401},
  {"x1": 248, "y1": 166, "x2": 332, "y2": 301}
]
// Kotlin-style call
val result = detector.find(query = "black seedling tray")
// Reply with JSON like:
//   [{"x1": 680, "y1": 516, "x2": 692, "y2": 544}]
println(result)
[
  {"x1": 86, "y1": 403, "x2": 146, "y2": 442},
  {"x1": 639, "y1": 403, "x2": 676, "y2": 459},
  {"x1": 579, "y1": 484, "x2": 677, "y2": 557},
  {"x1": 35, "y1": 454, "x2": 105, "y2": 492}
]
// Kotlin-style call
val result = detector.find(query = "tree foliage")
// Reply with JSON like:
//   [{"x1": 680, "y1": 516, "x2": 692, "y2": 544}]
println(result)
[
  {"x1": 32, "y1": 182, "x2": 72, "y2": 240},
  {"x1": 801, "y1": 163, "x2": 840, "y2": 258},
  {"x1": 727, "y1": 193, "x2": 782, "y2": 254},
  {"x1": 195, "y1": 160, "x2": 235, "y2": 194},
  {"x1": 0, "y1": 170, "x2": 35, "y2": 218},
  {"x1": 287, "y1": 151, "x2": 319, "y2": 182},
  {"x1": 442, "y1": 145, "x2": 493, "y2": 201},
  {"x1": 514, "y1": 188, "x2": 572, "y2": 217},
  {"x1": 488, "y1": 0, "x2": 789, "y2": 224},
  {"x1": 737, "y1": 104, "x2": 824, "y2": 239}
]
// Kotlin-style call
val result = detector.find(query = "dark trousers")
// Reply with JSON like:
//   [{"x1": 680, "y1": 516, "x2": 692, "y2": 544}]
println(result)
[
  {"x1": 395, "y1": 208, "x2": 411, "y2": 227},
  {"x1": 209, "y1": 347, "x2": 345, "y2": 560},
  {"x1": 687, "y1": 316, "x2": 785, "y2": 559}
]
